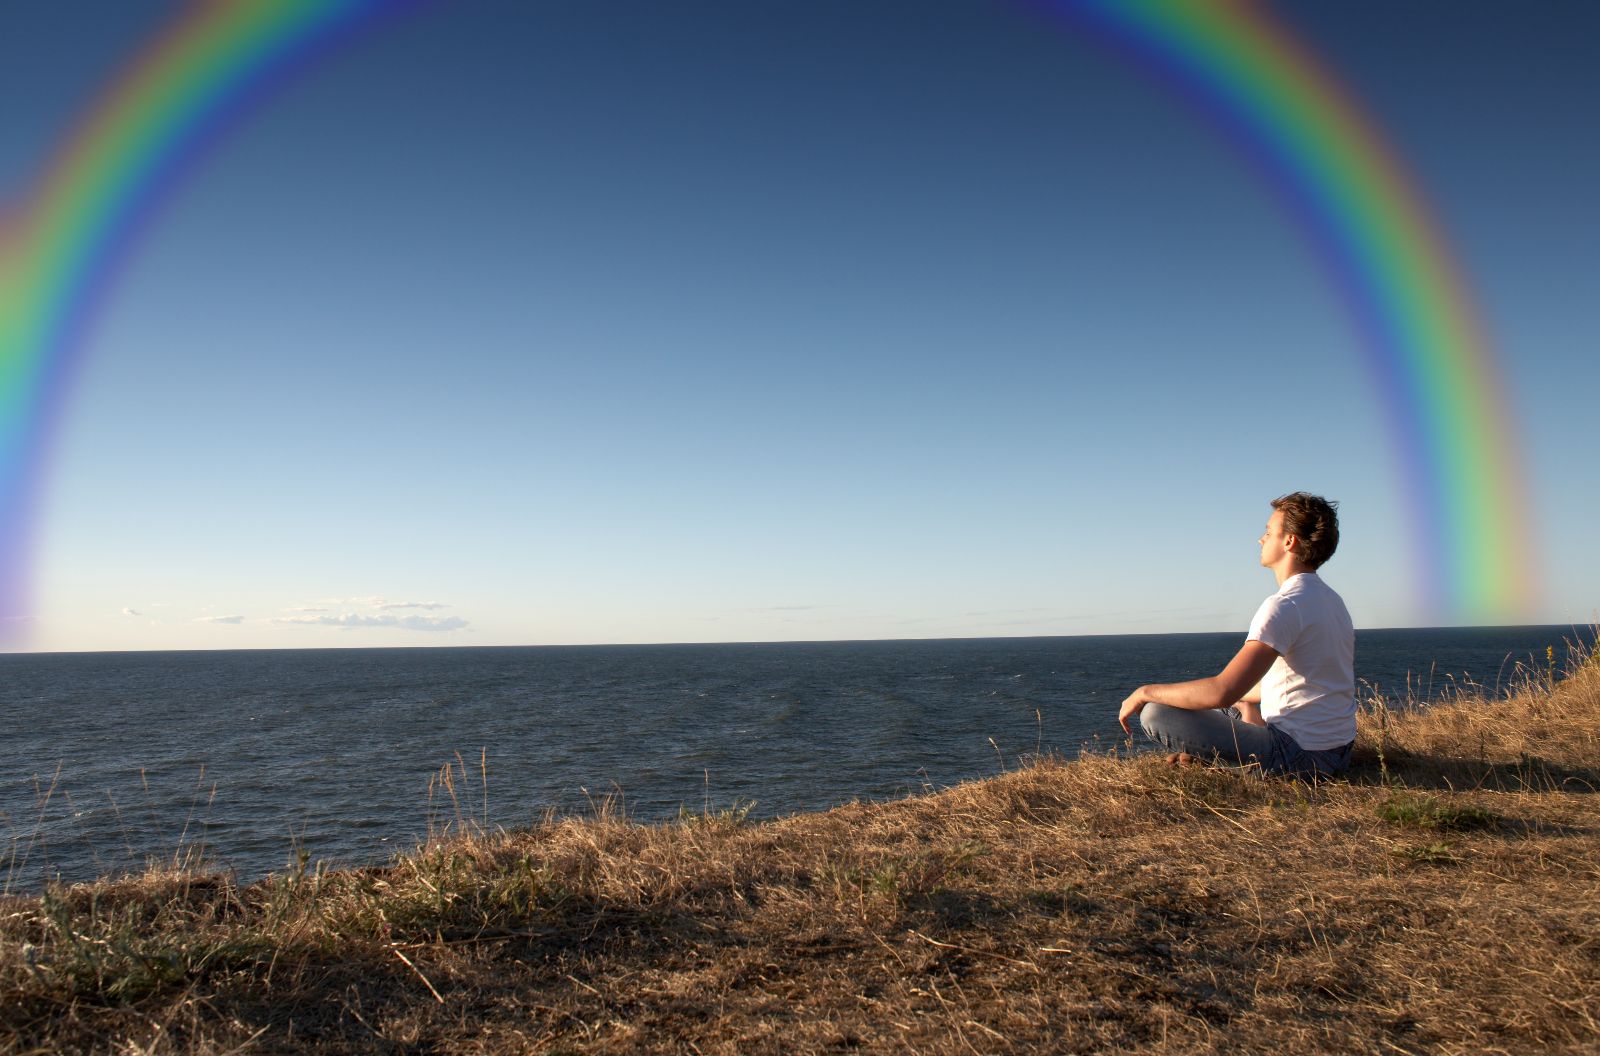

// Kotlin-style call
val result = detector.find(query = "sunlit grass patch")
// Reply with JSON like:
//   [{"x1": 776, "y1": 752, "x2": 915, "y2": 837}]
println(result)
[
  {"x1": 1376, "y1": 790, "x2": 1501, "y2": 831},
  {"x1": 1391, "y1": 841, "x2": 1462, "y2": 866},
  {"x1": 2, "y1": 632, "x2": 1597, "y2": 1054}
]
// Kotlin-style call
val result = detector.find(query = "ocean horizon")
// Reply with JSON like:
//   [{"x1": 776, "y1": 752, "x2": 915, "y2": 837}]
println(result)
[{"x1": 4, "y1": 624, "x2": 1590, "y2": 891}]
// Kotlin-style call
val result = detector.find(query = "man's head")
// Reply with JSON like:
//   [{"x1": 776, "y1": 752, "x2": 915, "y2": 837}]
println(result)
[{"x1": 1265, "y1": 492, "x2": 1340, "y2": 570}]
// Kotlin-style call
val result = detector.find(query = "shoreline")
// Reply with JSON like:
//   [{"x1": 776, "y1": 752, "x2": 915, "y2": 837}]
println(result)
[
  {"x1": 5, "y1": 625, "x2": 1588, "y2": 895},
  {"x1": 4, "y1": 652, "x2": 1598, "y2": 1053},
  {"x1": 2, "y1": 620, "x2": 1588, "y2": 657}
]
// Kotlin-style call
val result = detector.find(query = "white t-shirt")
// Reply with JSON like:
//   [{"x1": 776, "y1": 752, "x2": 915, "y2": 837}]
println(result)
[{"x1": 1247, "y1": 572, "x2": 1356, "y2": 751}]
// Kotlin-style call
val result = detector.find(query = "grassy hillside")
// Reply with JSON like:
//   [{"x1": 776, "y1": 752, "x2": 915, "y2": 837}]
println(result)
[{"x1": 4, "y1": 645, "x2": 1597, "y2": 1054}]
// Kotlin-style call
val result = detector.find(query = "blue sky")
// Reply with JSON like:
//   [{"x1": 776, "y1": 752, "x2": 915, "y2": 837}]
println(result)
[{"x1": 3, "y1": 1, "x2": 1596, "y2": 651}]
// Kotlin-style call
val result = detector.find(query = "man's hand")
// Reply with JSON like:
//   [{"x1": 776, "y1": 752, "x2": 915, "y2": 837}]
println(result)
[
  {"x1": 1119, "y1": 688, "x2": 1151, "y2": 736},
  {"x1": 1233, "y1": 699, "x2": 1266, "y2": 726},
  {"x1": 1118, "y1": 642, "x2": 1280, "y2": 736}
]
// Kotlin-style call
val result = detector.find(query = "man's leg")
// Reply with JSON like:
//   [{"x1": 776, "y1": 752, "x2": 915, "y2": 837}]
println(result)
[
  {"x1": 1266, "y1": 731, "x2": 1355, "y2": 779},
  {"x1": 1138, "y1": 702, "x2": 1276, "y2": 767}
]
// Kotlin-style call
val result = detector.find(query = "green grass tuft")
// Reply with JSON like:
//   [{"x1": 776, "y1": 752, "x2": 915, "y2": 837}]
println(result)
[{"x1": 1376, "y1": 791, "x2": 1500, "y2": 831}]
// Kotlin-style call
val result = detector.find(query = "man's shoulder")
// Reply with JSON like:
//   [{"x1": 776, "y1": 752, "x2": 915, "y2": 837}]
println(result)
[
  {"x1": 1259, "y1": 577, "x2": 1311, "y2": 615},
  {"x1": 1249, "y1": 587, "x2": 1301, "y2": 640},
  {"x1": 1280, "y1": 572, "x2": 1345, "y2": 604},
  {"x1": 1279, "y1": 573, "x2": 1353, "y2": 631},
  {"x1": 1253, "y1": 574, "x2": 1351, "y2": 634}
]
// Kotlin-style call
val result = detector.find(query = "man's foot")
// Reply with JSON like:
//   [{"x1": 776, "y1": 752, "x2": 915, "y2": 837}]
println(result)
[{"x1": 1165, "y1": 752, "x2": 1199, "y2": 767}]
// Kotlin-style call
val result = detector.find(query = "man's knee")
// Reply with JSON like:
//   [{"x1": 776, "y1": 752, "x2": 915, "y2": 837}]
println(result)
[{"x1": 1139, "y1": 701, "x2": 1176, "y2": 740}]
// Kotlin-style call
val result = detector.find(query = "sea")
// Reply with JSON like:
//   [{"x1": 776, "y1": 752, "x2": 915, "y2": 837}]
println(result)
[{"x1": 1, "y1": 625, "x2": 1589, "y2": 892}]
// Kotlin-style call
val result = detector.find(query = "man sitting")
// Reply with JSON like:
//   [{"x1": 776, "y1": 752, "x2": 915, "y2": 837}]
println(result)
[{"x1": 1118, "y1": 492, "x2": 1356, "y2": 778}]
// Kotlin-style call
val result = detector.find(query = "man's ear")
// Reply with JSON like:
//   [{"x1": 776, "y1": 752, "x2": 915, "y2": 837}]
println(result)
[{"x1": 1283, "y1": 534, "x2": 1301, "y2": 555}]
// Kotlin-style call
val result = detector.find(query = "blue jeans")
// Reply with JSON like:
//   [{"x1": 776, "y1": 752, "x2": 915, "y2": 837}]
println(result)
[{"x1": 1138, "y1": 703, "x2": 1353, "y2": 779}]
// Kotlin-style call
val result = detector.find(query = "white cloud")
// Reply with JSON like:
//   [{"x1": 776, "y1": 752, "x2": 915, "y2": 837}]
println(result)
[
  {"x1": 274, "y1": 612, "x2": 468, "y2": 633},
  {"x1": 198, "y1": 614, "x2": 245, "y2": 625},
  {"x1": 299, "y1": 597, "x2": 448, "y2": 612},
  {"x1": 736, "y1": 604, "x2": 830, "y2": 613},
  {"x1": 275, "y1": 596, "x2": 466, "y2": 632},
  {"x1": 122, "y1": 607, "x2": 141, "y2": 617}
]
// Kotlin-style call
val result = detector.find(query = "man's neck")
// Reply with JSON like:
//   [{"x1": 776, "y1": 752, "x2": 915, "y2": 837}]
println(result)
[{"x1": 1273, "y1": 560, "x2": 1316, "y2": 587}]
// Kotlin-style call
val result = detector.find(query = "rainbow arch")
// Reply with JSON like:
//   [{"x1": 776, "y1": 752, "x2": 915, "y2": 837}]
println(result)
[
  {"x1": 1, "y1": 1, "x2": 402, "y2": 636},
  {"x1": 1051, "y1": 0, "x2": 1534, "y2": 621},
  {"x1": 0, "y1": 0, "x2": 1534, "y2": 642}
]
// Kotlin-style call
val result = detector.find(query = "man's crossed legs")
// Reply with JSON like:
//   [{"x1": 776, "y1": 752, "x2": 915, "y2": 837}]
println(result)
[{"x1": 1138, "y1": 703, "x2": 1353, "y2": 779}]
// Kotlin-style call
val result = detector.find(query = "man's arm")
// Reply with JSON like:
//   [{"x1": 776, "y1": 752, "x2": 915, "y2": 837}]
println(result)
[{"x1": 1119, "y1": 640, "x2": 1279, "y2": 735}]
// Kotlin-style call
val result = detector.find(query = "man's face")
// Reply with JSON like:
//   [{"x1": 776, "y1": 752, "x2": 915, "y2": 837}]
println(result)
[{"x1": 1259, "y1": 509, "x2": 1288, "y2": 567}]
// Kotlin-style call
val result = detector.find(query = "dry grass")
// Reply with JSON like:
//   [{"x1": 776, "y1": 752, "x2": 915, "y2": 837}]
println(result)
[{"x1": 3, "y1": 646, "x2": 1598, "y2": 1054}]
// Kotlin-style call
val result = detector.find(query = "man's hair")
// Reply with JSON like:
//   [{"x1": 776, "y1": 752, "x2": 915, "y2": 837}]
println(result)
[{"x1": 1271, "y1": 492, "x2": 1340, "y2": 569}]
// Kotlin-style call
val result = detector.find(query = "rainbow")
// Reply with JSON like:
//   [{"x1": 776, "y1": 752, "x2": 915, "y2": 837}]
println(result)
[
  {"x1": 1, "y1": 1, "x2": 407, "y2": 638},
  {"x1": 1045, "y1": 0, "x2": 1535, "y2": 620},
  {"x1": 0, "y1": 1, "x2": 1535, "y2": 643}
]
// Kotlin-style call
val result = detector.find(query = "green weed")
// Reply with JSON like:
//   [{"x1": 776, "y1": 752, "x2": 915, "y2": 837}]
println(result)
[{"x1": 1377, "y1": 791, "x2": 1499, "y2": 831}]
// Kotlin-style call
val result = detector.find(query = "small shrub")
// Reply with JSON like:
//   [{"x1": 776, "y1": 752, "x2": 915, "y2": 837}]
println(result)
[
  {"x1": 1377, "y1": 792, "x2": 1499, "y2": 831},
  {"x1": 677, "y1": 800, "x2": 757, "y2": 829}
]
